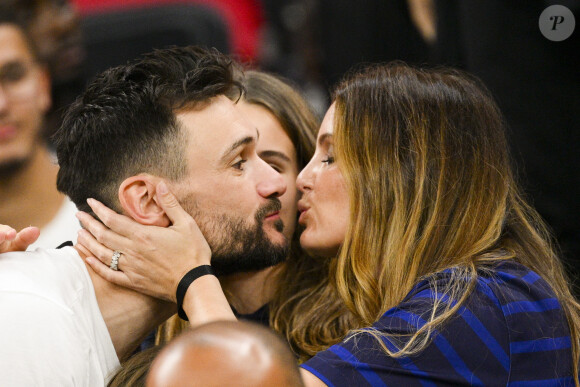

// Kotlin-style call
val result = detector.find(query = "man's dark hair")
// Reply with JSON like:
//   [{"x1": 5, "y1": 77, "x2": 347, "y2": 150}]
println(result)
[{"x1": 54, "y1": 46, "x2": 243, "y2": 213}]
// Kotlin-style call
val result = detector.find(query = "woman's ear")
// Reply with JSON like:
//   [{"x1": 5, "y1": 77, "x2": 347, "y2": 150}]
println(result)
[{"x1": 118, "y1": 175, "x2": 171, "y2": 226}]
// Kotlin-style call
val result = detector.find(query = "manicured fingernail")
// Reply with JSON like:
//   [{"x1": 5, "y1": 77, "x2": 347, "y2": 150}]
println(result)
[{"x1": 158, "y1": 182, "x2": 168, "y2": 194}]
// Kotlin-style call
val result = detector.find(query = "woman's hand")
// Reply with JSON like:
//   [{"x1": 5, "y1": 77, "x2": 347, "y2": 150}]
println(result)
[
  {"x1": 0, "y1": 225, "x2": 40, "y2": 253},
  {"x1": 76, "y1": 181, "x2": 212, "y2": 303}
]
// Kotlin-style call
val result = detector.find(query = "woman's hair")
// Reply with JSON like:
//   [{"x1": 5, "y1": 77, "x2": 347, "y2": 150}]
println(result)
[
  {"x1": 107, "y1": 345, "x2": 163, "y2": 387},
  {"x1": 238, "y1": 70, "x2": 317, "y2": 169},
  {"x1": 327, "y1": 62, "x2": 580, "y2": 380}
]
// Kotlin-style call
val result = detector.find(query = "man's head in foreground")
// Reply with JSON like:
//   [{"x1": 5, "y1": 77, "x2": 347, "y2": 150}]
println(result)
[
  {"x1": 147, "y1": 320, "x2": 304, "y2": 387},
  {"x1": 54, "y1": 46, "x2": 289, "y2": 275}
]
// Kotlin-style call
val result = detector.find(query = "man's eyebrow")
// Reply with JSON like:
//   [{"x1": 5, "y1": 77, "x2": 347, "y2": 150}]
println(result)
[
  {"x1": 220, "y1": 135, "x2": 255, "y2": 163},
  {"x1": 258, "y1": 150, "x2": 291, "y2": 163}
]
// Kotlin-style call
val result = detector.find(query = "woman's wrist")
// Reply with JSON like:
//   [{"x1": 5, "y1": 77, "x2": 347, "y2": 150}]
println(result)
[
  {"x1": 176, "y1": 265, "x2": 215, "y2": 320},
  {"x1": 180, "y1": 274, "x2": 237, "y2": 327}
]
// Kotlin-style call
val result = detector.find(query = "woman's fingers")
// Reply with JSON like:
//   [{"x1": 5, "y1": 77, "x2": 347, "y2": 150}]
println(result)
[
  {"x1": 0, "y1": 226, "x2": 17, "y2": 245},
  {"x1": 0, "y1": 226, "x2": 17, "y2": 253},
  {"x1": 0, "y1": 226, "x2": 39, "y2": 253},
  {"x1": 76, "y1": 211, "x2": 131, "y2": 252},
  {"x1": 156, "y1": 182, "x2": 211, "y2": 255},
  {"x1": 156, "y1": 182, "x2": 195, "y2": 230},
  {"x1": 77, "y1": 228, "x2": 120, "y2": 268},
  {"x1": 86, "y1": 198, "x2": 144, "y2": 239},
  {"x1": 85, "y1": 256, "x2": 133, "y2": 289},
  {"x1": 11, "y1": 227, "x2": 40, "y2": 251}
]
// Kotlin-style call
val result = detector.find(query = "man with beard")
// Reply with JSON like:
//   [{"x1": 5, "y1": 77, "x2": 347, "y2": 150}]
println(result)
[
  {"x1": 0, "y1": 0, "x2": 81, "y2": 249},
  {"x1": 0, "y1": 46, "x2": 288, "y2": 385}
]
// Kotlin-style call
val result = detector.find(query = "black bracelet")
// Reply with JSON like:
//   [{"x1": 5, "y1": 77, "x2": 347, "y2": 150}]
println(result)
[{"x1": 176, "y1": 265, "x2": 214, "y2": 321}]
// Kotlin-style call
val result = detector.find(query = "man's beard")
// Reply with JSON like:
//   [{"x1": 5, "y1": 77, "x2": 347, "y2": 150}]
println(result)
[{"x1": 183, "y1": 197, "x2": 289, "y2": 276}]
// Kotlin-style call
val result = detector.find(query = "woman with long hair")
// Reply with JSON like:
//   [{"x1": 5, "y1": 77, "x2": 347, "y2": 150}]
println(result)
[{"x1": 78, "y1": 63, "x2": 580, "y2": 385}]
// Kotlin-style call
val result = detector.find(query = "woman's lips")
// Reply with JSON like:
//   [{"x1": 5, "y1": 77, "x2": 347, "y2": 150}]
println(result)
[{"x1": 298, "y1": 209, "x2": 309, "y2": 225}]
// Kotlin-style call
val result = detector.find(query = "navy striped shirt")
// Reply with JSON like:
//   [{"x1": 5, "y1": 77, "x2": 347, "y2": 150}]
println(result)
[{"x1": 302, "y1": 261, "x2": 575, "y2": 386}]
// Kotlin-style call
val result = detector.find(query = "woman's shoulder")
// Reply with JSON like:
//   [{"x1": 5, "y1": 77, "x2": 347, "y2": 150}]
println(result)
[
  {"x1": 302, "y1": 260, "x2": 574, "y2": 385},
  {"x1": 403, "y1": 260, "x2": 556, "y2": 306}
]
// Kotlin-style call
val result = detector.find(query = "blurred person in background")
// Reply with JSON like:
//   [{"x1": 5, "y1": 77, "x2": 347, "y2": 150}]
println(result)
[
  {"x1": 0, "y1": 0, "x2": 81, "y2": 249},
  {"x1": 29, "y1": 0, "x2": 86, "y2": 141}
]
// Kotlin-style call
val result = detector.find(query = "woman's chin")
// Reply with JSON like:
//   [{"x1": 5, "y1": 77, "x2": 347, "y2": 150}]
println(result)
[{"x1": 300, "y1": 234, "x2": 340, "y2": 259}]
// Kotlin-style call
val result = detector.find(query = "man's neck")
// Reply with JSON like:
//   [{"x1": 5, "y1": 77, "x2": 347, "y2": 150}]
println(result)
[
  {"x1": 0, "y1": 145, "x2": 65, "y2": 231},
  {"x1": 219, "y1": 264, "x2": 283, "y2": 315},
  {"x1": 75, "y1": 247, "x2": 175, "y2": 361}
]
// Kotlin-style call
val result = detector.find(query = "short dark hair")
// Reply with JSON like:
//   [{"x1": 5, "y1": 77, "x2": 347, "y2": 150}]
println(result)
[{"x1": 54, "y1": 46, "x2": 243, "y2": 212}]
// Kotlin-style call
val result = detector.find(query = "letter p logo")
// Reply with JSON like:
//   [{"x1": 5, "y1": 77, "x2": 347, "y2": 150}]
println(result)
[
  {"x1": 550, "y1": 15, "x2": 565, "y2": 30},
  {"x1": 539, "y1": 5, "x2": 576, "y2": 41}
]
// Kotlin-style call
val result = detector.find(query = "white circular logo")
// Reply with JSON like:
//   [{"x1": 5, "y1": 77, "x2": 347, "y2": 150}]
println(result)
[{"x1": 539, "y1": 5, "x2": 576, "y2": 41}]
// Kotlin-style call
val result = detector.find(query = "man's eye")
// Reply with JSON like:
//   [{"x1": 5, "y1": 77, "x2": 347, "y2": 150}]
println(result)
[{"x1": 233, "y1": 159, "x2": 247, "y2": 170}]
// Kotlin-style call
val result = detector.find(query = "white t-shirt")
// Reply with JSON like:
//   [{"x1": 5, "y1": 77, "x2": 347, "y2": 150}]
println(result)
[
  {"x1": 28, "y1": 197, "x2": 82, "y2": 250},
  {"x1": 0, "y1": 247, "x2": 120, "y2": 386}
]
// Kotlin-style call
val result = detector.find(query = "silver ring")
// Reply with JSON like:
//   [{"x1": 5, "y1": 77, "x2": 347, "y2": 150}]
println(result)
[{"x1": 110, "y1": 251, "x2": 121, "y2": 271}]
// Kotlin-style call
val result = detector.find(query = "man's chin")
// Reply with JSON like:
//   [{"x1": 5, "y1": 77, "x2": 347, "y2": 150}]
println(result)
[
  {"x1": 210, "y1": 240, "x2": 290, "y2": 276},
  {"x1": 263, "y1": 221, "x2": 286, "y2": 244}
]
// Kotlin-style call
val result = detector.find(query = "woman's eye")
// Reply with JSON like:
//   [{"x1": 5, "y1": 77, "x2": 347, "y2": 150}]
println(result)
[
  {"x1": 269, "y1": 164, "x2": 282, "y2": 173},
  {"x1": 233, "y1": 159, "x2": 247, "y2": 170},
  {"x1": 322, "y1": 156, "x2": 335, "y2": 164}
]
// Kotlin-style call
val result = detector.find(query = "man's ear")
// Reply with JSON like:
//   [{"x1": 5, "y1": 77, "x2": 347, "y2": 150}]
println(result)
[{"x1": 118, "y1": 175, "x2": 171, "y2": 226}]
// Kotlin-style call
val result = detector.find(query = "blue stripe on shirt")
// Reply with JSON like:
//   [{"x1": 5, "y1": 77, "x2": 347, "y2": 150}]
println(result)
[
  {"x1": 502, "y1": 298, "x2": 560, "y2": 316},
  {"x1": 329, "y1": 345, "x2": 387, "y2": 387},
  {"x1": 393, "y1": 310, "x2": 484, "y2": 385},
  {"x1": 511, "y1": 336, "x2": 571, "y2": 354},
  {"x1": 477, "y1": 278, "x2": 503, "y2": 309},
  {"x1": 375, "y1": 332, "x2": 438, "y2": 387},
  {"x1": 521, "y1": 271, "x2": 541, "y2": 284},
  {"x1": 413, "y1": 291, "x2": 510, "y2": 371}
]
